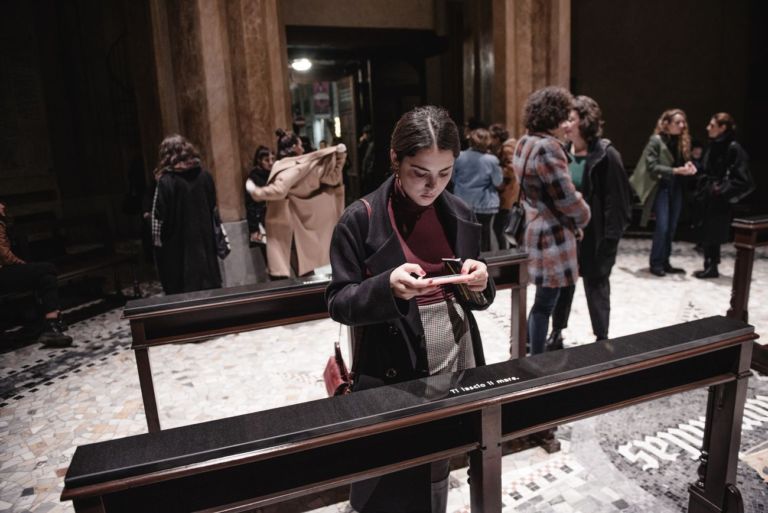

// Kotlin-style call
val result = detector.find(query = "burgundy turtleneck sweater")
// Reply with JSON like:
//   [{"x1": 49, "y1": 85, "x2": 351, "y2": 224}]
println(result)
[{"x1": 388, "y1": 181, "x2": 456, "y2": 305}]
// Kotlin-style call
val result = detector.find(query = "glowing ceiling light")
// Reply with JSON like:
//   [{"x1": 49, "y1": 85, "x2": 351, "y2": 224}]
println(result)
[{"x1": 290, "y1": 58, "x2": 312, "y2": 72}]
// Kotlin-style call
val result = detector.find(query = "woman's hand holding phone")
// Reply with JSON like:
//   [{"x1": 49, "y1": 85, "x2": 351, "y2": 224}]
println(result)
[
  {"x1": 460, "y1": 258, "x2": 489, "y2": 292},
  {"x1": 390, "y1": 263, "x2": 438, "y2": 300}
]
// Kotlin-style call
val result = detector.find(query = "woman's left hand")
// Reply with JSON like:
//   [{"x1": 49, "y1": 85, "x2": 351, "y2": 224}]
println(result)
[{"x1": 460, "y1": 259, "x2": 488, "y2": 292}]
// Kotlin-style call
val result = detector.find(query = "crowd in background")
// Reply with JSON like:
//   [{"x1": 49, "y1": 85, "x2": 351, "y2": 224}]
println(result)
[{"x1": 0, "y1": 85, "x2": 754, "y2": 356}]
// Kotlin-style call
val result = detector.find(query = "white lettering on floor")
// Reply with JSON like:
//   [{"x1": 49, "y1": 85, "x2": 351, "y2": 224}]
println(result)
[{"x1": 617, "y1": 396, "x2": 766, "y2": 471}]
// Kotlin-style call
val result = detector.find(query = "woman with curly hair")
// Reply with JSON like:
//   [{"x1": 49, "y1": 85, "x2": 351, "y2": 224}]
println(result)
[
  {"x1": 513, "y1": 86, "x2": 591, "y2": 355},
  {"x1": 152, "y1": 134, "x2": 222, "y2": 294},
  {"x1": 546, "y1": 95, "x2": 632, "y2": 349},
  {"x1": 629, "y1": 109, "x2": 697, "y2": 276}
]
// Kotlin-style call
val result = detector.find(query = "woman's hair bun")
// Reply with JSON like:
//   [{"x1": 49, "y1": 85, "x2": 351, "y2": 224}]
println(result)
[{"x1": 275, "y1": 128, "x2": 286, "y2": 137}]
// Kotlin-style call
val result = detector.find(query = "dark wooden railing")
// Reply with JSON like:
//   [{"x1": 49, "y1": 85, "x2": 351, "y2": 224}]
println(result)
[
  {"x1": 123, "y1": 250, "x2": 529, "y2": 432},
  {"x1": 726, "y1": 215, "x2": 768, "y2": 374},
  {"x1": 61, "y1": 316, "x2": 755, "y2": 513}
]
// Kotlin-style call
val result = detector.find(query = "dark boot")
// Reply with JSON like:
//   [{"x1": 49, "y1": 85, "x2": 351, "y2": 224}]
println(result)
[
  {"x1": 694, "y1": 264, "x2": 719, "y2": 279},
  {"x1": 663, "y1": 262, "x2": 686, "y2": 274},
  {"x1": 56, "y1": 312, "x2": 69, "y2": 332},
  {"x1": 545, "y1": 330, "x2": 564, "y2": 351},
  {"x1": 37, "y1": 318, "x2": 73, "y2": 348}
]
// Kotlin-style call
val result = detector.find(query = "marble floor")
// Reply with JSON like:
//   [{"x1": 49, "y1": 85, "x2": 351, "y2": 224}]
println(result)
[{"x1": 0, "y1": 238, "x2": 766, "y2": 513}]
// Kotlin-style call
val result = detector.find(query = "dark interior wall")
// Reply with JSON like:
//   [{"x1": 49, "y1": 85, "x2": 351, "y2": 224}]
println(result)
[
  {"x1": 35, "y1": 1, "x2": 144, "y2": 205},
  {"x1": 573, "y1": 0, "x2": 767, "y2": 212},
  {"x1": 572, "y1": 0, "x2": 750, "y2": 165},
  {"x1": 0, "y1": 1, "x2": 53, "y2": 188}
]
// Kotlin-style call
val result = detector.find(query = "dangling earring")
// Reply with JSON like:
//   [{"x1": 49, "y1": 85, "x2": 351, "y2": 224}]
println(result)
[{"x1": 392, "y1": 163, "x2": 402, "y2": 187}]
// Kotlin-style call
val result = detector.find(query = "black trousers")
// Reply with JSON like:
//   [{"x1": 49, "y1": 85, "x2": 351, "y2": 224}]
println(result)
[
  {"x1": 493, "y1": 208, "x2": 510, "y2": 250},
  {"x1": 551, "y1": 276, "x2": 611, "y2": 341},
  {"x1": 703, "y1": 243, "x2": 721, "y2": 265},
  {"x1": 0, "y1": 262, "x2": 60, "y2": 313},
  {"x1": 476, "y1": 213, "x2": 494, "y2": 252}
]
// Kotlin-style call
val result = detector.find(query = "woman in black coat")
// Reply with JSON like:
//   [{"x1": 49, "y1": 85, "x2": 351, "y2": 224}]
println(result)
[
  {"x1": 693, "y1": 113, "x2": 752, "y2": 278},
  {"x1": 326, "y1": 106, "x2": 495, "y2": 513},
  {"x1": 153, "y1": 134, "x2": 222, "y2": 294},
  {"x1": 547, "y1": 96, "x2": 631, "y2": 348},
  {"x1": 244, "y1": 145, "x2": 274, "y2": 244}
]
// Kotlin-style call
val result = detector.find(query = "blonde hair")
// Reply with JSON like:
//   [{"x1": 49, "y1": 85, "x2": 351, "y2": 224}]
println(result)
[{"x1": 654, "y1": 109, "x2": 691, "y2": 160}]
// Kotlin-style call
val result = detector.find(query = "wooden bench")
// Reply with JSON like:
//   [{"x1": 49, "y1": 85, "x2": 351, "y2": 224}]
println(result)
[
  {"x1": 727, "y1": 215, "x2": 768, "y2": 374},
  {"x1": 0, "y1": 212, "x2": 140, "y2": 321},
  {"x1": 123, "y1": 249, "x2": 529, "y2": 432},
  {"x1": 60, "y1": 316, "x2": 756, "y2": 513}
]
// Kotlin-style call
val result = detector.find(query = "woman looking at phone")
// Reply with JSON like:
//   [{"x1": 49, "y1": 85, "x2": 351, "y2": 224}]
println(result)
[{"x1": 326, "y1": 105, "x2": 495, "y2": 513}]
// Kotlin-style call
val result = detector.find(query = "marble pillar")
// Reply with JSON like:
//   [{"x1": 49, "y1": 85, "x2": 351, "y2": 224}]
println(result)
[
  {"x1": 148, "y1": 0, "x2": 291, "y2": 286},
  {"x1": 492, "y1": 0, "x2": 571, "y2": 136}
]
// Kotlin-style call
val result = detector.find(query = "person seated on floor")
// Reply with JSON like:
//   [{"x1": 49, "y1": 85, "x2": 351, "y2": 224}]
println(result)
[{"x1": 0, "y1": 202, "x2": 72, "y2": 347}]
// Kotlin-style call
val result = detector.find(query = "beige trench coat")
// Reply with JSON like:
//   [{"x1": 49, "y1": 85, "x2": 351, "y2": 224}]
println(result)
[{"x1": 249, "y1": 145, "x2": 347, "y2": 277}]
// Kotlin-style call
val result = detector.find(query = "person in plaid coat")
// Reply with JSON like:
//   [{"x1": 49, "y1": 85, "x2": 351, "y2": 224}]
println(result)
[{"x1": 513, "y1": 86, "x2": 591, "y2": 354}]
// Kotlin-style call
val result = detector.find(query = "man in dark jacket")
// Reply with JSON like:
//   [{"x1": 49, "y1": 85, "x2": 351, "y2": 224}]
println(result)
[
  {"x1": 0, "y1": 203, "x2": 72, "y2": 347},
  {"x1": 548, "y1": 96, "x2": 632, "y2": 347}
]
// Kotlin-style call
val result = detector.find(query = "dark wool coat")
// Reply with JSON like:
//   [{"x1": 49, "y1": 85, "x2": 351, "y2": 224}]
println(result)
[
  {"x1": 695, "y1": 135, "x2": 751, "y2": 245},
  {"x1": 245, "y1": 167, "x2": 268, "y2": 233},
  {"x1": 574, "y1": 139, "x2": 632, "y2": 279},
  {"x1": 154, "y1": 166, "x2": 221, "y2": 294},
  {"x1": 514, "y1": 133, "x2": 591, "y2": 288},
  {"x1": 325, "y1": 174, "x2": 495, "y2": 513}
]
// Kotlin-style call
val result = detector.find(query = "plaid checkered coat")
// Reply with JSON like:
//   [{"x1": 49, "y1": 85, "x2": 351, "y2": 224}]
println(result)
[{"x1": 514, "y1": 133, "x2": 591, "y2": 288}]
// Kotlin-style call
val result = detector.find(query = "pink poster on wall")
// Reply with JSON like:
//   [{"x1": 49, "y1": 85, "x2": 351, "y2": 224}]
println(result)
[{"x1": 313, "y1": 82, "x2": 330, "y2": 115}]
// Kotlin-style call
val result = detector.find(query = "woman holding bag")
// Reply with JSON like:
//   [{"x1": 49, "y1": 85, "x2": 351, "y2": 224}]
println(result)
[
  {"x1": 692, "y1": 112, "x2": 752, "y2": 278},
  {"x1": 513, "y1": 86, "x2": 591, "y2": 356},
  {"x1": 326, "y1": 105, "x2": 495, "y2": 513},
  {"x1": 153, "y1": 134, "x2": 222, "y2": 294}
]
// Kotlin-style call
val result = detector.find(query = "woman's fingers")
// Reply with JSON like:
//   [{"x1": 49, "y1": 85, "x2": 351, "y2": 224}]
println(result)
[{"x1": 461, "y1": 258, "x2": 488, "y2": 292}]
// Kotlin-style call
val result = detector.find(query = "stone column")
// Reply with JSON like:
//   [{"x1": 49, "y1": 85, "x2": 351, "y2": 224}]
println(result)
[
  {"x1": 148, "y1": 0, "x2": 291, "y2": 286},
  {"x1": 492, "y1": 0, "x2": 571, "y2": 136}
]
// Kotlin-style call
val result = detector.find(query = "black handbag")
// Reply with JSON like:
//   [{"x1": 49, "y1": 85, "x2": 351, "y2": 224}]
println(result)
[
  {"x1": 504, "y1": 151, "x2": 530, "y2": 246},
  {"x1": 503, "y1": 201, "x2": 526, "y2": 246},
  {"x1": 212, "y1": 207, "x2": 231, "y2": 259}
]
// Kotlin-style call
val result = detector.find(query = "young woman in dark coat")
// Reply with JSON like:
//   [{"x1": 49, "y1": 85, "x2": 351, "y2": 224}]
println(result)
[
  {"x1": 693, "y1": 113, "x2": 752, "y2": 278},
  {"x1": 244, "y1": 145, "x2": 274, "y2": 244},
  {"x1": 153, "y1": 134, "x2": 222, "y2": 294},
  {"x1": 547, "y1": 96, "x2": 632, "y2": 348},
  {"x1": 326, "y1": 106, "x2": 495, "y2": 513}
]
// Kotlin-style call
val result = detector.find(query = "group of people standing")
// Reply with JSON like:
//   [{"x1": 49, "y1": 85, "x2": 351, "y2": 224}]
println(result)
[
  {"x1": 150, "y1": 129, "x2": 347, "y2": 294},
  {"x1": 631, "y1": 110, "x2": 752, "y2": 279},
  {"x1": 451, "y1": 122, "x2": 519, "y2": 252},
  {"x1": 322, "y1": 89, "x2": 752, "y2": 513}
]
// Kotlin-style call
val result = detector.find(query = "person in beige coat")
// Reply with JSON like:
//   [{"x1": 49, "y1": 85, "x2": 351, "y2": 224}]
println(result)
[{"x1": 246, "y1": 144, "x2": 347, "y2": 278}]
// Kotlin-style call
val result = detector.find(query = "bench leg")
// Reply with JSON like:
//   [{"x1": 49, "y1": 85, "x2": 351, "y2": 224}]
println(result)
[
  {"x1": 130, "y1": 263, "x2": 142, "y2": 298},
  {"x1": 688, "y1": 341, "x2": 752, "y2": 512},
  {"x1": 135, "y1": 347, "x2": 162, "y2": 433},
  {"x1": 112, "y1": 265, "x2": 125, "y2": 299},
  {"x1": 73, "y1": 496, "x2": 106, "y2": 513},
  {"x1": 469, "y1": 404, "x2": 502, "y2": 513}
]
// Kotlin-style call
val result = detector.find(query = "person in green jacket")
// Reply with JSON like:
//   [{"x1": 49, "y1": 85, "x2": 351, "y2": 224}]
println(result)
[{"x1": 629, "y1": 109, "x2": 697, "y2": 276}]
